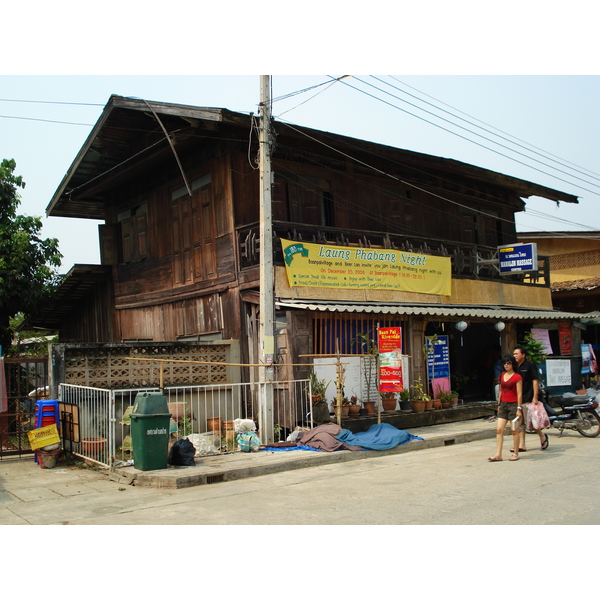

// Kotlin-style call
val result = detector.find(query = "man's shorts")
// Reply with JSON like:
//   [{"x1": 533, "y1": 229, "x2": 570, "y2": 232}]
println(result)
[{"x1": 498, "y1": 401, "x2": 519, "y2": 421}]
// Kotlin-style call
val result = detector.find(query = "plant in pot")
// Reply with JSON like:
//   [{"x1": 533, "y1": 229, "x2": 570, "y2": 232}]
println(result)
[
  {"x1": 380, "y1": 392, "x2": 397, "y2": 413},
  {"x1": 436, "y1": 387, "x2": 459, "y2": 409},
  {"x1": 363, "y1": 399, "x2": 377, "y2": 416},
  {"x1": 398, "y1": 389, "x2": 412, "y2": 412},
  {"x1": 340, "y1": 396, "x2": 353, "y2": 418},
  {"x1": 348, "y1": 395, "x2": 361, "y2": 416},
  {"x1": 410, "y1": 378, "x2": 430, "y2": 413},
  {"x1": 351, "y1": 330, "x2": 379, "y2": 415},
  {"x1": 308, "y1": 373, "x2": 330, "y2": 404}
]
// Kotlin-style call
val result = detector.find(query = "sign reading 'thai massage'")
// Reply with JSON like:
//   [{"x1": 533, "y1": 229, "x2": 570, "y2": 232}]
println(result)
[{"x1": 281, "y1": 239, "x2": 451, "y2": 295}]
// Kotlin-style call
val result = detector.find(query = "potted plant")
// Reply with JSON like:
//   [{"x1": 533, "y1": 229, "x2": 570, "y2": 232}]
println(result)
[
  {"x1": 363, "y1": 399, "x2": 377, "y2": 416},
  {"x1": 308, "y1": 373, "x2": 330, "y2": 404},
  {"x1": 398, "y1": 389, "x2": 412, "y2": 412},
  {"x1": 436, "y1": 387, "x2": 459, "y2": 409},
  {"x1": 410, "y1": 378, "x2": 430, "y2": 413},
  {"x1": 380, "y1": 392, "x2": 397, "y2": 413},
  {"x1": 335, "y1": 396, "x2": 350, "y2": 418},
  {"x1": 352, "y1": 330, "x2": 379, "y2": 413},
  {"x1": 348, "y1": 395, "x2": 361, "y2": 416}
]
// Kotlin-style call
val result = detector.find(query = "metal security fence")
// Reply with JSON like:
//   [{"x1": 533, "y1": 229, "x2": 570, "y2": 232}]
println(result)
[
  {"x1": 1, "y1": 358, "x2": 50, "y2": 459},
  {"x1": 59, "y1": 379, "x2": 312, "y2": 467}
]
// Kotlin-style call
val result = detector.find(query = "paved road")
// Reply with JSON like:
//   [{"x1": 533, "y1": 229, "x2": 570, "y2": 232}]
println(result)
[{"x1": 1, "y1": 428, "x2": 597, "y2": 525}]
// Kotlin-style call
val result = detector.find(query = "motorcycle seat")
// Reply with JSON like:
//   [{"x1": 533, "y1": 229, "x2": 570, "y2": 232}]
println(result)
[{"x1": 556, "y1": 395, "x2": 592, "y2": 408}]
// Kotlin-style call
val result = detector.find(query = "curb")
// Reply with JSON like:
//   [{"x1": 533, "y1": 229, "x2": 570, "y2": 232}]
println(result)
[{"x1": 110, "y1": 424, "x2": 497, "y2": 489}]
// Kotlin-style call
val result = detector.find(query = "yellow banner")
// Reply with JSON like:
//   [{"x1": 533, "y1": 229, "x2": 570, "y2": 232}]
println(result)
[{"x1": 281, "y1": 239, "x2": 451, "y2": 295}]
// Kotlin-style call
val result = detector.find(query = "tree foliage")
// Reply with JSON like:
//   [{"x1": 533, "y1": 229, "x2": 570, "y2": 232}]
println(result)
[{"x1": 0, "y1": 158, "x2": 62, "y2": 355}]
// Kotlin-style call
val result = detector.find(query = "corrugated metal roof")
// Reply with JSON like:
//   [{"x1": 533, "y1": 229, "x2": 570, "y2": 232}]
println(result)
[{"x1": 276, "y1": 300, "x2": 589, "y2": 321}]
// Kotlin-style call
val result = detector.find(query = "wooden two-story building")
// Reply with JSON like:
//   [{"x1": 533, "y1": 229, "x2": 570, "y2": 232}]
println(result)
[{"x1": 31, "y1": 95, "x2": 587, "y2": 399}]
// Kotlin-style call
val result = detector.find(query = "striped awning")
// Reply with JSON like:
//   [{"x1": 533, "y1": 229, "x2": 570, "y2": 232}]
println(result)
[{"x1": 276, "y1": 300, "x2": 589, "y2": 322}]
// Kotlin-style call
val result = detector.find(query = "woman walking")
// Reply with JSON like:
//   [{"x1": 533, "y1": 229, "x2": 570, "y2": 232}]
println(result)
[{"x1": 488, "y1": 355, "x2": 523, "y2": 462}]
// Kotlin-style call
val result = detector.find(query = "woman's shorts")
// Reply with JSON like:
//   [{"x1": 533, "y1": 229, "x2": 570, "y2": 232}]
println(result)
[{"x1": 498, "y1": 401, "x2": 519, "y2": 421}]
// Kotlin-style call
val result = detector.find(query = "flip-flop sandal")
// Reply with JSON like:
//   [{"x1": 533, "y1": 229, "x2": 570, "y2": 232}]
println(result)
[
  {"x1": 487, "y1": 456, "x2": 503, "y2": 462},
  {"x1": 509, "y1": 454, "x2": 519, "y2": 461},
  {"x1": 541, "y1": 434, "x2": 549, "y2": 450},
  {"x1": 510, "y1": 448, "x2": 527, "y2": 452}
]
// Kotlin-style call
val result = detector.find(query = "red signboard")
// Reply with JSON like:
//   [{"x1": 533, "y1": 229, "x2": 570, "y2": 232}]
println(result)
[
  {"x1": 378, "y1": 327, "x2": 403, "y2": 392},
  {"x1": 558, "y1": 323, "x2": 572, "y2": 355}
]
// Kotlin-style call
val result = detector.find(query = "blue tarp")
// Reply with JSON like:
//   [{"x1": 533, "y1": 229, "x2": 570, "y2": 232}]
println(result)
[{"x1": 337, "y1": 423, "x2": 423, "y2": 450}]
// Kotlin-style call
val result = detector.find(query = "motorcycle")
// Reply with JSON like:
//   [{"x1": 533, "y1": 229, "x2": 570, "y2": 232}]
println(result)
[{"x1": 539, "y1": 381, "x2": 600, "y2": 438}]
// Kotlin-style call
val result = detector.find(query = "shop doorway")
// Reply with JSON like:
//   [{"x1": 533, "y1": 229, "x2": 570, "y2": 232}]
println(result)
[
  {"x1": 426, "y1": 322, "x2": 501, "y2": 402},
  {"x1": 451, "y1": 323, "x2": 502, "y2": 401}
]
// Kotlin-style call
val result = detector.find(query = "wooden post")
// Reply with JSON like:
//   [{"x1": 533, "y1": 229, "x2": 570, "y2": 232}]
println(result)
[{"x1": 335, "y1": 340, "x2": 342, "y2": 426}]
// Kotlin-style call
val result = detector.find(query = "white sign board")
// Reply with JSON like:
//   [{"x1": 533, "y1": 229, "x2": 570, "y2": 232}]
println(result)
[
  {"x1": 314, "y1": 355, "x2": 410, "y2": 405},
  {"x1": 546, "y1": 359, "x2": 572, "y2": 387}
]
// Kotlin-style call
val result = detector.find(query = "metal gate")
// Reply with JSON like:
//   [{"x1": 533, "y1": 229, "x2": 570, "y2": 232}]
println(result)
[{"x1": 0, "y1": 358, "x2": 50, "y2": 460}]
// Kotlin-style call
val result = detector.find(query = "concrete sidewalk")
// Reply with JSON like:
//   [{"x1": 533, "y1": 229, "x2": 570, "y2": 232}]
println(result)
[
  {"x1": 111, "y1": 416, "x2": 499, "y2": 488},
  {"x1": 0, "y1": 417, "x2": 499, "y2": 500}
]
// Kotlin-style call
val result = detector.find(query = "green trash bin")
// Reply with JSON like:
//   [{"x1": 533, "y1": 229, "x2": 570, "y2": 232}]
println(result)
[{"x1": 130, "y1": 392, "x2": 172, "y2": 471}]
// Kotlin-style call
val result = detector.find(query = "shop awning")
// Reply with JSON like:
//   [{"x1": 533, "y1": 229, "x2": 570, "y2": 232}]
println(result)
[{"x1": 276, "y1": 299, "x2": 589, "y2": 322}]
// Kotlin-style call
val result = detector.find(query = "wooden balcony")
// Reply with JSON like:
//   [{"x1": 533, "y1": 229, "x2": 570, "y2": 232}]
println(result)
[{"x1": 237, "y1": 221, "x2": 550, "y2": 287}]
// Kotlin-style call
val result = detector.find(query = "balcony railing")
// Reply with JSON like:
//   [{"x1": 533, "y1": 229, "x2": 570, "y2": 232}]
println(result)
[{"x1": 238, "y1": 222, "x2": 550, "y2": 287}]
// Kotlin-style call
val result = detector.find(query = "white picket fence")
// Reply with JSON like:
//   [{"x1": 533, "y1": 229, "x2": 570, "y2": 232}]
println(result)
[{"x1": 59, "y1": 380, "x2": 312, "y2": 467}]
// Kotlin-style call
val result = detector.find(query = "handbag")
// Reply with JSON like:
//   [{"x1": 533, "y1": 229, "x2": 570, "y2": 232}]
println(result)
[{"x1": 527, "y1": 402, "x2": 550, "y2": 430}]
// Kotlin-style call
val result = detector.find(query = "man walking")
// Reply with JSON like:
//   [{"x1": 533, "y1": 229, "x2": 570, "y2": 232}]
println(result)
[{"x1": 513, "y1": 345, "x2": 549, "y2": 452}]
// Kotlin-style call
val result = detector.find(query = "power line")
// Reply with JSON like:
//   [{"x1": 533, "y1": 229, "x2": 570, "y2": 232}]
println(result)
[
  {"x1": 0, "y1": 98, "x2": 104, "y2": 107},
  {"x1": 0, "y1": 114, "x2": 93, "y2": 126},
  {"x1": 337, "y1": 76, "x2": 600, "y2": 197},
  {"x1": 388, "y1": 75, "x2": 600, "y2": 182},
  {"x1": 381, "y1": 76, "x2": 600, "y2": 185}
]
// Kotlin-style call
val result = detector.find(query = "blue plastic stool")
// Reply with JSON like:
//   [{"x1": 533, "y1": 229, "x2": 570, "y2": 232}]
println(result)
[{"x1": 35, "y1": 399, "x2": 61, "y2": 432}]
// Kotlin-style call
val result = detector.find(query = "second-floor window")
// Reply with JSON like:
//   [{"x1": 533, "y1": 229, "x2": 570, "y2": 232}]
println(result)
[
  {"x1": 170, "y1": 174, "x2": 216, "y2": 286},
  {"x1": 118, "y1": 203, "x2": 148, "y2": 263}
]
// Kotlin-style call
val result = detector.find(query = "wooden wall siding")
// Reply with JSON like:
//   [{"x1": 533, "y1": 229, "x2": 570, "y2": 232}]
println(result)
[
  {"x1": 270, "y1": 158, "x2": 516, "y2": 249},
  {"x1": 61, "y1": 281, "x2": 114, "y2": 343},
  {"x1": 171, "y1": 182, "x2": 217, "y2": 286},
  {"x1": 230, "y1": 153, "x2": 260, "y2": 226},
  {"x1": 117, "y1": 292, "x2": 227, "y2": 341},
  {"x1": 104, "y1": 155, "x2": 236, "y2": 307},
  {"x1": 62, "y1": 343, "x2": 230, "y2": 389}
]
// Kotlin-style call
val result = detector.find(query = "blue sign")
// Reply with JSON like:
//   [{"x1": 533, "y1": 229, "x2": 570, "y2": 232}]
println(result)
[
  {"x1": 426, "y1": 335, "x2": 450, "y2": 379},
  {"x1": 499, "y1": 243, "x2": 538, "y2": 274}
]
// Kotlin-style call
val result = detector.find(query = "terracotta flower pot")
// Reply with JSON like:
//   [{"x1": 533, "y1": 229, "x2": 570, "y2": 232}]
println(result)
[
  {"x1": 207, "y1": 417, "x2": 223, "y2": 432},
  {"x1": 82, "y1": 437, "x2": 106, "y2": 457},
  {"x1": 411, "y1": 400, "x2": 426, "y2": 413},
  {"x1": 382, "y1": 398, "x2": 397, "y2": 413},
  {"x1": 348, "y1": 404, "x2": 361, "y2": 416},
  {"x1": 363, "y1": 401, "x2": 377, "y2": 416},
  {"x1": 433, "y1": 400, "x2": 442, "y2": 410}
]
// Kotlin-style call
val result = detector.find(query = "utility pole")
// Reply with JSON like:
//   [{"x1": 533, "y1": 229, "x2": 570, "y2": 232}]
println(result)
[{"x1": 259, "y1": 75, "x2": 275, "y2": 444}]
